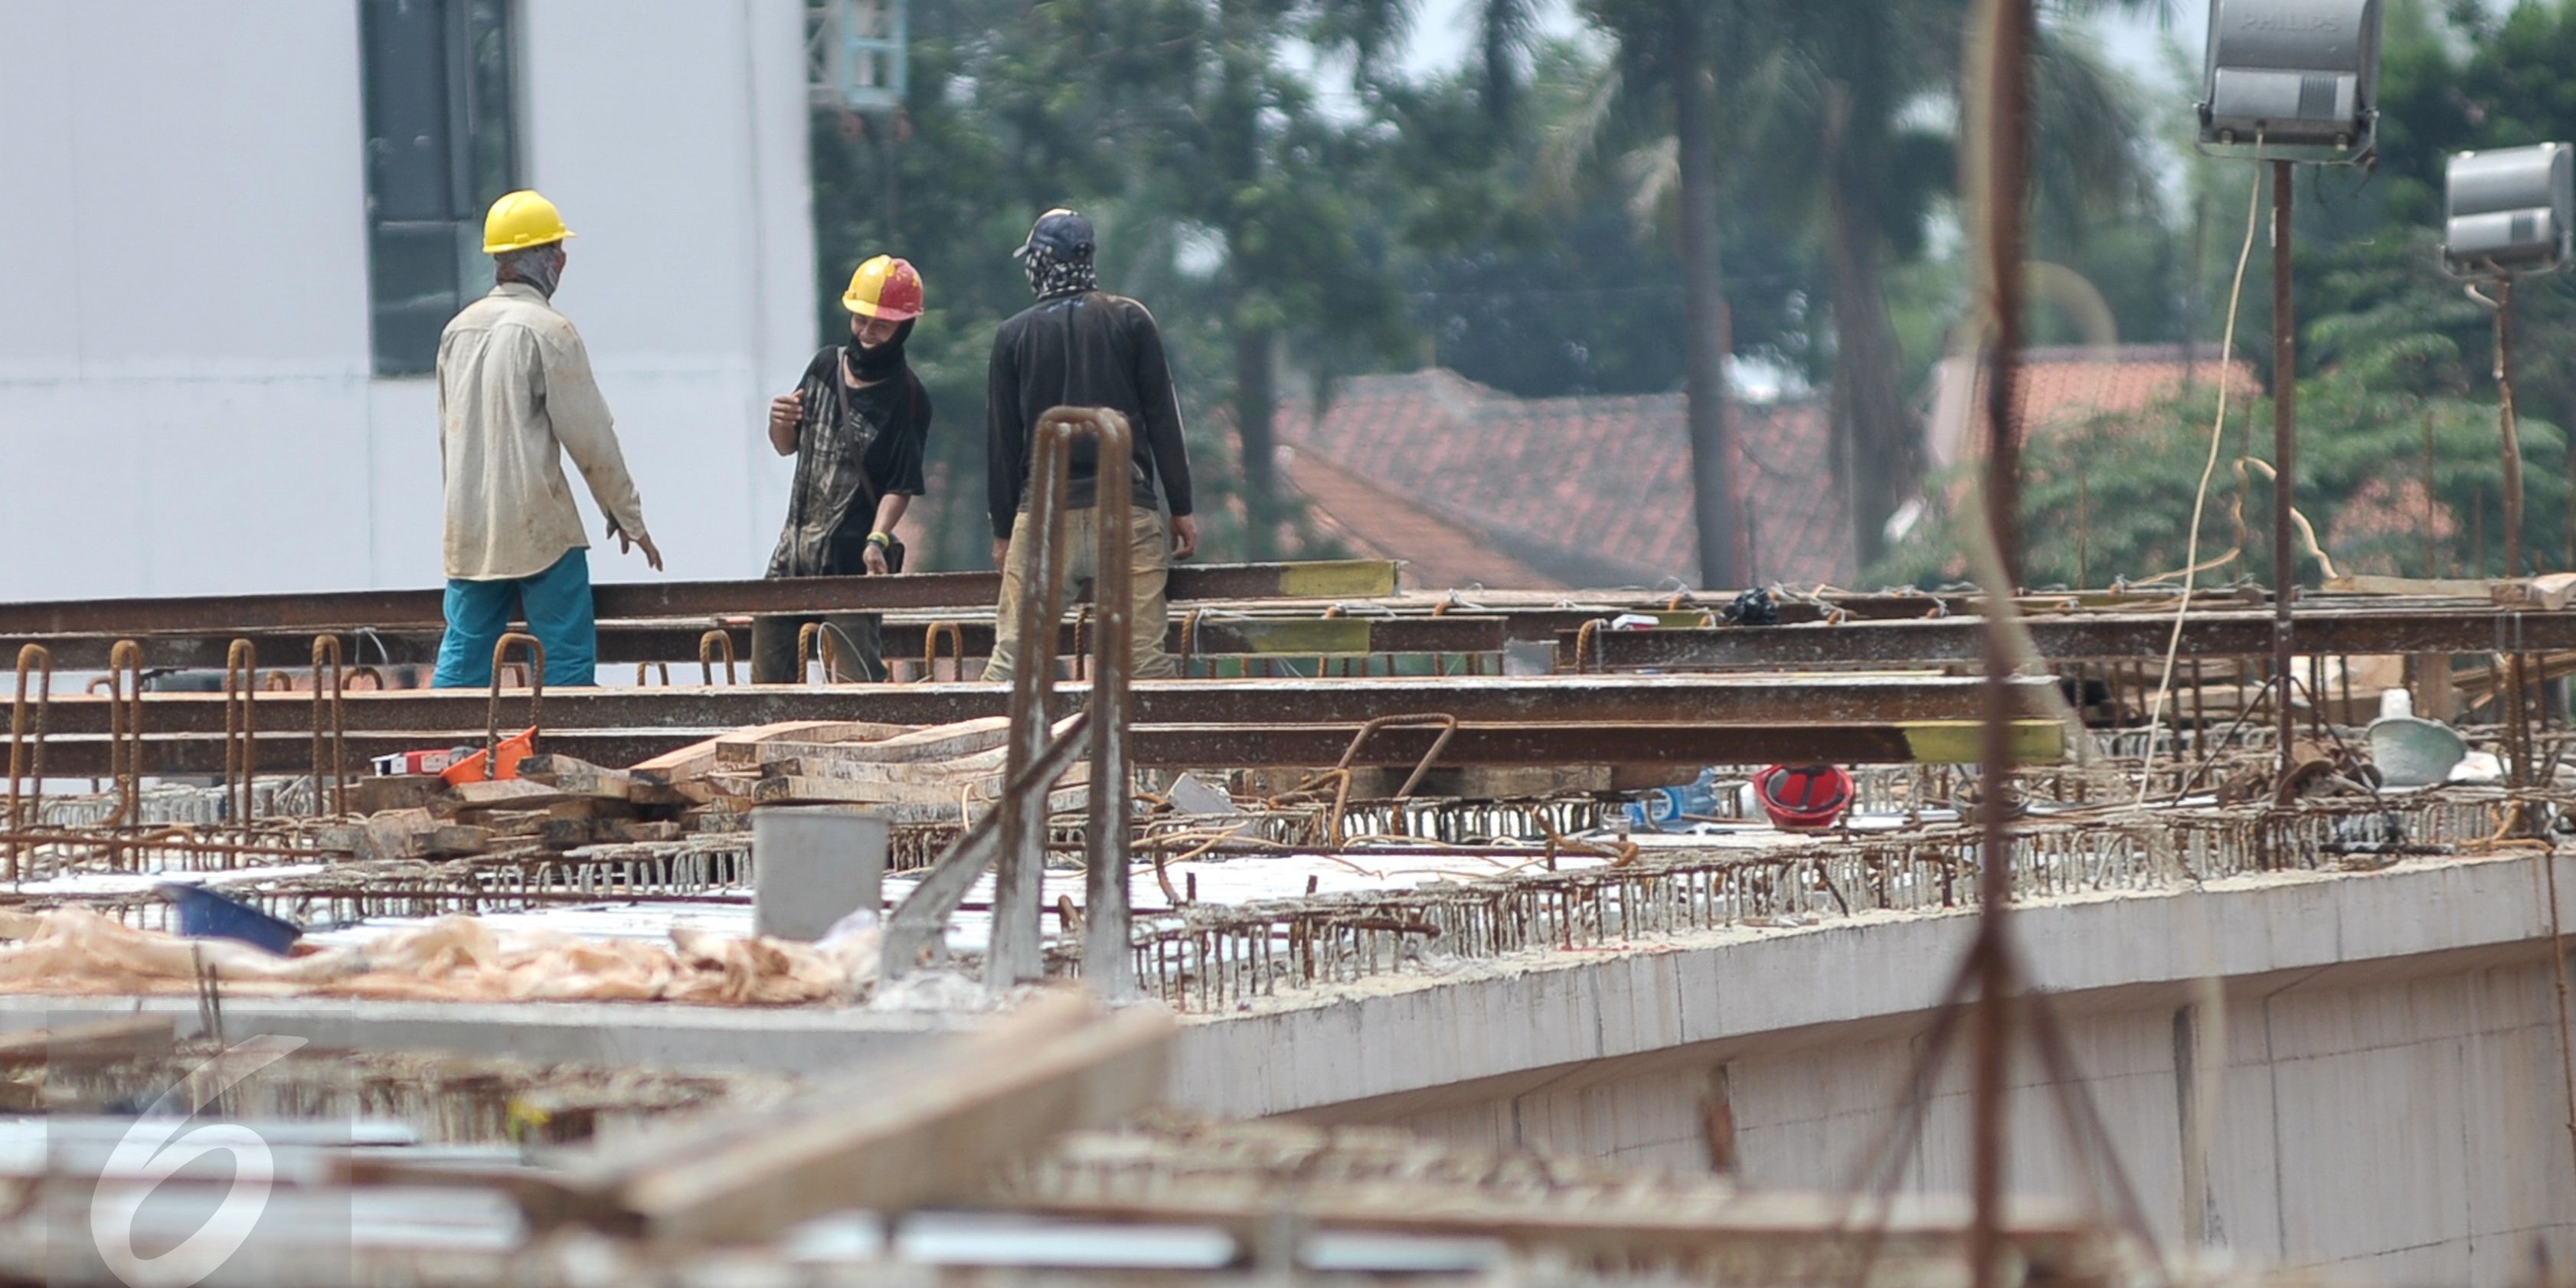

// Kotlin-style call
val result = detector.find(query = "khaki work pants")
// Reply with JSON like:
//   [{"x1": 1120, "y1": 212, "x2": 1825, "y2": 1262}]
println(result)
[
  {"x1": 748, "y1": 613, "x2": 886, "y2": 684},
  {"x1": 984, "y1": 505, "x2": 1175, "y2": 685}
]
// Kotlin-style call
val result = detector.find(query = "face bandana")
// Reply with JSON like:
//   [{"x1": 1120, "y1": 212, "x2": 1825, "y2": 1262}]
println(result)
[
  {"x1": 495, "y1": 245, "x2": 564, "y2": 299},
  {"x1": 847, "y1": 318, "x2": 916, "y2": 382},
  {"x1": 1023, "y1": 247, "x2": 1098, "y2": 300}
]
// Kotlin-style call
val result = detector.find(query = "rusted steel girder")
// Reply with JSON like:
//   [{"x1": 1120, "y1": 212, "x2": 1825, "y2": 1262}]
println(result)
[
  {"x1": 26, "y1": 675, "x2": 2055, "y2": 738},
  {"x1": 0, "y1": 615, "x2": 1512, "y2": 672},
  {"x1": 0, "y1": 561, "x2": 1398, "y2": 638},
  {"x1": 1577, "y1": 610, "x2": 2576, "y2": 669},
  {"x1": 24, "y1": 718, "x2": 2059, "y2": 775}
]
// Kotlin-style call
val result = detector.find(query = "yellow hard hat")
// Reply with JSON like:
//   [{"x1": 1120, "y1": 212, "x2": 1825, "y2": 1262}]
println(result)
[
  {"x1": 842, "y1": 255, "x2": 925, "y2": 320},
  {"x1": 483, "y1": 190, "x2": 574, "y2": 255}
]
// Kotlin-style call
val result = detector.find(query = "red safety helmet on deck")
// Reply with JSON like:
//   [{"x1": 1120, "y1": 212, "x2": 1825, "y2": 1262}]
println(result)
[{"x1": 1753, "y1": 763, "x2": 1854, "y2": 831}]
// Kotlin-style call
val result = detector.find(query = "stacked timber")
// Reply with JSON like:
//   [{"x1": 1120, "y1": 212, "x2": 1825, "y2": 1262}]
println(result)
[{"x1": 323, "y1": 717, "x2": 1085, "y2": 860}]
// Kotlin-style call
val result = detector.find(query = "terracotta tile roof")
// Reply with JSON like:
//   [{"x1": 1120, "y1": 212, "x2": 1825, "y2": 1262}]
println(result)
[
  {"x1": 1927, "y1": 344, "x2": 2261, "y2": 469},
  {"x1": 1285, "y1": 447, "x2": 1564, "y2": 590},
  {"x1": 1274, "y1": 370, "x2": 1849, "y2": 589}
]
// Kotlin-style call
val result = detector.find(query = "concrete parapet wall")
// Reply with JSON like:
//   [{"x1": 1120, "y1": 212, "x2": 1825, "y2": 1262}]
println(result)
[{"x1": 1169, "y1": 855, "x2": 2576, "y2": 1284}]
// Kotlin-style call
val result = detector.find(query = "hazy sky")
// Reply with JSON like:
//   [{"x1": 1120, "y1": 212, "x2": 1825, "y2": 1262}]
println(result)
[
  {"x1": 1395, "y1": 0, "x2": 2205, "y2": 112},
  {"x1": 1393, "y1": 0, "x2": 2207, "y2": 188}
]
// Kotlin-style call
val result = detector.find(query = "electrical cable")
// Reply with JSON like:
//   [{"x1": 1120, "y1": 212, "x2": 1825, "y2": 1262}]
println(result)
[{"x1": 2138, "y1": 159, "x2": 2269, "y2": 804}]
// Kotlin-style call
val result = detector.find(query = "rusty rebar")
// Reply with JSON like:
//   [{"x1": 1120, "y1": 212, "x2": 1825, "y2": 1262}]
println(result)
[
  {"x1": 106, "y1": 640, "x2": 142, "y2": 825},
  {"x1": 992, "y1": 407, "x2": 1139, "y2": 996},
  {"x1": 489, "y1": 633, "x2": 546, "y2": 763},
  {"x1": 310, "y1": 636, "x2": 347, "y2": 817},
  {"x1": 923, "y1": 621, "x2": 965, "y2": 683},
  {"x1": 1334, "y1": 714, "x2": 1461, "y2": 804},
  {"x1": 8, "y1": 645, "x2": 53, "y2": 881},
  {"x1": 700, "y1": 629, "x2": 739, "y2": 686},
  {"x1": 222, "y1": 639, "x2": 257, "y2": 829}
]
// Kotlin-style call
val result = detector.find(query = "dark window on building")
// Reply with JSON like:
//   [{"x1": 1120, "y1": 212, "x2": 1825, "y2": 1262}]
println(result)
[{"x1": 360, "y1": 0, "x2": 517, "y2": 377}]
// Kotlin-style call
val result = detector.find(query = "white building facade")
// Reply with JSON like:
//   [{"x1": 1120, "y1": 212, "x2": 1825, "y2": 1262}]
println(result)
[{"x1": 0, "y1": 0, "x2": 820, "y2": 600}]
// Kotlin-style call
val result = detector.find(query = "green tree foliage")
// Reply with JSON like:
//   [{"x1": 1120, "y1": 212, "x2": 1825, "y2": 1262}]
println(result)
[
  {"x1": 1878, "y1": 0, "x2": 2576, "y2": 587},
  {"x1": 799, "y1": 0, "x2": 2576, "y2": 593},
  {"x1": 1875, "y1": 224, "x2": 2572, "y2": 589}
]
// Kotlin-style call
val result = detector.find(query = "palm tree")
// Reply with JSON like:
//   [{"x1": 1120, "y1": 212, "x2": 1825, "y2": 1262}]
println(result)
[
  {"x1": 1783, "y1": 2, "x2": 2157, "y2": 570},
  {"x1": 1558, "y1": 0, "x2": 2157, "y2": 580},
  {"x1": 1568, "y1": 0, "x2": 1758, "y2": 588}
]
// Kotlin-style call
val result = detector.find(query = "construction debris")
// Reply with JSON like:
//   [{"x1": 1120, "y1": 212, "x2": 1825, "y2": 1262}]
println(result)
[{"x1": 0, "y1": 907, "x2": 878, "y2": 1005}]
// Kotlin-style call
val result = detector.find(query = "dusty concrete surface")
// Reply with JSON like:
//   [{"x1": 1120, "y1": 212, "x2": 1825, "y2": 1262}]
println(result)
[
  {"x1": 0, "y1": 995, "x2": 963, "y2": 1074},
  {"x1": 1177, "y1": 854, "x2": 2576, "y2": 1286},
  {"x1": 5, "y1": 854, "x2": 2567, "y2": 1283}
]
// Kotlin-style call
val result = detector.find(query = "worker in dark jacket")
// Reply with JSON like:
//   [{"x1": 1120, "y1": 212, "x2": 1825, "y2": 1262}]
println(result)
[
  {"x1": 982, "y1": 209, "x2": 1197, "y2": 683},
  {"x1": 750, "y1": 254, "x2": 933, "y2": 683}
]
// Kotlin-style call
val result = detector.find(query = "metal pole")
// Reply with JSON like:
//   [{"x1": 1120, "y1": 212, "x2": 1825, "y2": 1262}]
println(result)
[
  {"x1": 1084, "y1": 412, "x2": 1139, "y2": 1001},
  {"x1": 2271, "y1": 159, "x2": 2296, "y2": 776},
  {"x1": 2424, "y1": 407, "x2": 2439, "y2": 578},
  {"x1": 2496, "y1": 276, "x2": 2525, "y2": 577},
  {"x1": 1970, "y1": 0, "x2": 2033, "y2": 1283},
  {"x1": 990, "y1": 423, "x2": 1074, "y2": 988}
]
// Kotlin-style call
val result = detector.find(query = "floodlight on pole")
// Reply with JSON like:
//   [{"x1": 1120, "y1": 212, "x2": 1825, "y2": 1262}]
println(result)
[
  {"x1": 2441, "y1": 143, "x2": 2572, "y2": 584},
  {"x1": 2444, "y1": 143, "x2": 2574, "y2": 278},
  {"x1": 2196, "y1": 0, "x2": 2381, "y2": 164},
  {"x1": 2195, "y1": 0, "x2": 2384, "y2": 775}
]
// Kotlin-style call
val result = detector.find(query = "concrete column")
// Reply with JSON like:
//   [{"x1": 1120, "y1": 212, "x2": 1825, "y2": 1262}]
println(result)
[{"x1": 752, "y1": 806, "x2": 888, "y2": 941}]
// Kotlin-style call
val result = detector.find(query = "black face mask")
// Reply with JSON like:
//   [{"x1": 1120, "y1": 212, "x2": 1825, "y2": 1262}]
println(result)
[{"x1": 847, "y1": 318, "x2": 915, "y2": 382}]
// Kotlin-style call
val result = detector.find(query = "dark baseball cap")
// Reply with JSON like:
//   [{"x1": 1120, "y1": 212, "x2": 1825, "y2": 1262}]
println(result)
[{"x1": 1015, "y1": 208, "x2": 1097, "y2": 260}]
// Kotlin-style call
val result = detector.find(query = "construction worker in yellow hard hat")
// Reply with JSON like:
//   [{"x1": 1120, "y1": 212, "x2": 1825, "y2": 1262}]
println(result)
[
  {"x1": 482, "y1": 189, "x2": 574, "y2": 254},
  {"x1": 431, "y1": 189, "x2": 660, "y2": 691},
  {"x1": 750, "y1": 254, "x2": 937, "y2": 684}
]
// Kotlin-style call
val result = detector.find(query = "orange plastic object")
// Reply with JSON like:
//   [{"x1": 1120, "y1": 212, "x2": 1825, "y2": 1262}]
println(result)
[
  {"x1": 440, "y1": 727, "x2": 536, "y2": 786},
  {"x1": 1754, "y1": 763, "x2": 1854, "y2": 831}
]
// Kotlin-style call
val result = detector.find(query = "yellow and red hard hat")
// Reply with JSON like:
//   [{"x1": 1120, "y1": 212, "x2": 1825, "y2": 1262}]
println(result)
[{"x1": 842, "y1": 255, "x2": 925, "y2": 321}]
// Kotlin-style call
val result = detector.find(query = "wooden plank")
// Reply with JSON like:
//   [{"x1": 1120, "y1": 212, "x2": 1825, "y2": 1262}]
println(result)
[
  {"x1": 0, "y1": 1015, "x2": 179, "y2": 1067},
  {"x1": 599, "y1": 820, "x2": 684, "y2": 844},
  {"x1": 759, "y1": 743, "x2": 1015, "y2": 783},
  {"x1": 731, "y1": 718, "x2": 1061, "y2": 773},
  {"x1": 629, "y1": 736, "x2": 727, "y2": 780},
  {"x1": 2323, "y1": 574, "x2": 2502, "y2": 597},
  {"x1": 707, "y1": 720, "x2": 913, "y2": 767},
  {"x1": 746, "y1": 774, "x2": 1089, "y2": 809},
  {"x1": 545, "y1": 799, "x2": 637, "y2": 822},
  {"x1": 832, "y1": 717, "x2": 1013, "y2": 762},
  {"x1": 517, "y1": 754, "x2": 640, "y2": 800},
  {"x1": 539, "y1": 819, "x2": 597, "y2": 848},
  {"x1": 604, "y1": 994, "x2": 1175, "y2": 1243},
  {"x1": 448, "y1": 778, "x2": 570, "y2": 809},
  {"x1": 348, "y1": 775, "x2": 447, "y2": 816}
]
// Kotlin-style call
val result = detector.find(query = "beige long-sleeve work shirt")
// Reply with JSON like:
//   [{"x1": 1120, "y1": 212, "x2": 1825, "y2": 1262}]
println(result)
[{"x1": 436, "y1": 283, "x2": 651, "y2": 581}]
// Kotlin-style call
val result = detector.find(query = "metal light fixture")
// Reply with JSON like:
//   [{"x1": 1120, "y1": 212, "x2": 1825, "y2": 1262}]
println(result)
[
  {"x1": 2444, "y1": 143, "x2": 2574, "y2": 276},
  {"x1": 2197, "y1": 0, "x2": 2381, "y2": 162}
]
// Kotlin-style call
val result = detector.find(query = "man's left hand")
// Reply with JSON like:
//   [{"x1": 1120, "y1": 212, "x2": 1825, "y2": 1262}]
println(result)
[
  {"x1": 861, "y1": 542, "x2": 891, "y2": 575},
  {"x1": 1169, "y1": 514, "x2": 1200, "y2": 561}
]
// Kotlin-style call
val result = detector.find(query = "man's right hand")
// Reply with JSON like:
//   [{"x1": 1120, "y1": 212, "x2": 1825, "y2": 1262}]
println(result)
[
  {"x1": 767, "y1": 391, "x2": 803, "y2": 455},
  {"x1": 619, "y1": 529, "x2": 665, "y2": 572}
]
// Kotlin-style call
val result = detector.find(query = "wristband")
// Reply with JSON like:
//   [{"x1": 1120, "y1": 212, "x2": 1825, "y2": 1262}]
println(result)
[{"x1": 865, "y1": 531, "x2": 894, "y2": 548}]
